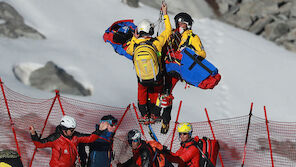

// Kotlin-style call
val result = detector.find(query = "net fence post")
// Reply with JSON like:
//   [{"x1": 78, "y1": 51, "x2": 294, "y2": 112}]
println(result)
[
  {"x1": 114, "y1": 104, "x2": 131, "y2": 134},
  {"x1": 170, "y1": 100, "x2": 182, "y2": 150},
  {"x1": 55, "y1": 90, "x2": 65, "y2": 116},
  {"x1": 205, "y1": 108, "x2": 224, "y2": 167},
  {"x1": 132, "y1": 103, "x2": 147, "y2": 140},
  {"x1": 264, "y1": 106, "x2": 275, "y2": 167},
  {"x1": 0, "y1": 78, "x2": 22, "y2": 159},
  {"x1": 241, "y1": 102, "x2": 253, "y2": 167},
  {"x1": 29, "y1": 92, "x2": 58, "y2": 167}
]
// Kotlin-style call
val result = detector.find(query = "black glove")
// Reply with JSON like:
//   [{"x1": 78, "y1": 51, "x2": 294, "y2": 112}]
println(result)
[{"x1": 161, "y1": 146, "x2": 171, "y2": 154}]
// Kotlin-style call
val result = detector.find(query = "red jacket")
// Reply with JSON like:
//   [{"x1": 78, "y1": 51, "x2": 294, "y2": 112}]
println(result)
[
  {"x1": 121, "y1": 141, "x2": 156, "y2": 167},
  {"x1": 31, "y1": 125, "x2": 102, "y2": 167},
  {"x1": 172, "y1": 139, "x2": 200, "y2": 167}
]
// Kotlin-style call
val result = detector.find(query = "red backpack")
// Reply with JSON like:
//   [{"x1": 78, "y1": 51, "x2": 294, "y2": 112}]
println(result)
[{"x1": 193, "y1": 136, "x2": 220, "y2": 167}]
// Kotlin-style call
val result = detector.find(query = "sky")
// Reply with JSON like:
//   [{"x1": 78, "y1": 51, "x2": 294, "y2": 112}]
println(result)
[{"x1": 1, "y1": 0, "x2": 296, "y2": 125}]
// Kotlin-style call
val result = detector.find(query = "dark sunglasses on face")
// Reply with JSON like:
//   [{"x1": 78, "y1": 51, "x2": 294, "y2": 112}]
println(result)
[
  {"x1": 179, "y1": 132, "x2": 189, "y2": 136},
  {"x1": 68, "y1": 128, "x2": 75, "y2": 132}
]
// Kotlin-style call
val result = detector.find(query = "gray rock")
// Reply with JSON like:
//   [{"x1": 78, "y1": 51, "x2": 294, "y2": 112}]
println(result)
[
  {"x1": 224, "y1": 14, "x2": 253, "y2": 30},
  {"x1": 0, "y1": 21, "x2": 45, "y2": 39},
  {"x1": 239, "y1": 1, "x2": 278, "y2": 18},
  {"x1": 287, "y1": 19, "x2": 296, "y2": 29},
  {"x1": 216, "y1": 0, "x2": 239, "y2": 14},
  {"x1": 283, "y1": 41, "x2": 296, "y2": 52},
  {"x1": 249, "y1": 16, "x2": 274, "y2": 34},
  {"x1": 121, "y1": 0, "x2": 139, "y2": 8},
  {"x1": 276, "y1": 27, "x2": 296, "y2": 42},
  {"x1": 29, "y1": 61, "x2": 91, "y2": 96},
  {"x1": 290, "y1": 1, "x2": 296, "y2": 18},
  {"x1": 138, "y1": 0, "x2": 216, "y2": 19},
  {"x1": 216, "y1": 0, "x2": 296, "y2": 53},
  {"x1": 0, "y1": 2, "x2": 23, "y2": 22},
  {"x1": 0, "y1": 2, "x2": 45, "y2": 39},
  {"x1": 278, "y1": 1, "x2": 292, "y2": 16},
  {"x1": 263, "y1": 21, "x2": 290, "y2": 41}
]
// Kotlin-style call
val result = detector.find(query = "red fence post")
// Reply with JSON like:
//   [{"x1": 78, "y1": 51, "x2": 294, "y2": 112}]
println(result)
[
  {"x1": 241, "y1": 102, "x2": 253, "y2": 167},
  {"x1": 0, "y1": 78, "x2": 22, "y2": 158},
  {"x1": 132, "y1": 103, "x2": 146, "y2": 140},
  {"x1": 170, "y1": 100, "x2": 182, "y2": 150},
  {"x1": 114, "y1": 104, "x2": 131, "y2": 134},
  {"x1": 29, "y1": 93, "x2": 58, "y2": 167},
  {"x1": 205, "y1": 108, "x2": 224, "y2": 167},
  {"x1": 264, "y1": 106, "x2": 275, "y2": 167},
  {"x1": 55, "y1": 90, "x2": 65, "y2": 116}
]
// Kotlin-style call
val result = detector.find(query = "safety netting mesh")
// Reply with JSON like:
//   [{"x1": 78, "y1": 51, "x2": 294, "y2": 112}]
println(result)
[{"x1": 1, "y1": 82, "x2": 296, "y2": 167}]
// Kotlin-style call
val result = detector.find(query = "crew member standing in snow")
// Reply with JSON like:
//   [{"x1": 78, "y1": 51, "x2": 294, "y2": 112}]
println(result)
[
  {"x1": 117, "y1": 129, "x2": 157, "y2": 167},
  {"x1": 158, "y1": 122, "x2": 200, "y2": 167},
  {"x1": 126, "y1": 2, "x2": 172, "y2": 126},
  {"x1": 29, "y1": 115, "x2": 106, "y2": 167},
  {"x1": 79, "y1": 115, "x2": 118, "y2": 167}
]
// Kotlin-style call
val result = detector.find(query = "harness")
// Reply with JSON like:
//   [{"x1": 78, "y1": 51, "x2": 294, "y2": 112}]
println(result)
[{"x1": 180, "y1": 32, "x2": 197, "y2": 51}]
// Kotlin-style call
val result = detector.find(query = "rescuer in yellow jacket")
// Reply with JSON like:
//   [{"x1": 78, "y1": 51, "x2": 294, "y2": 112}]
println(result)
[
  {"x1": 173, "y1": 12, "x2": 206, "y2": 58},
  {"x1": 126, "y1": 4, "x2": 172, "y2": 56},
  {"x1": 126, "y1": 2, "x2": 172, "y2": 126}
]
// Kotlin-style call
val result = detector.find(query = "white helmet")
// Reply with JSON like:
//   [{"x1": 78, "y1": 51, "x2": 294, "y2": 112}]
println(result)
[
  {"x1": 137, "y1": 19, "x2": 154, "y2": 35},
  {"x1": 60, "y1": 115, "x2": 76, "y2": 129}
]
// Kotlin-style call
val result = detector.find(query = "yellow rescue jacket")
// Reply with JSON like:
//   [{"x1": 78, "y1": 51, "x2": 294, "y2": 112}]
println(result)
[
  {"x1": 126, "y1": 15, "x2": 172, "y2": 56},
  {"x1": 178, "y1": 30, "x2": 206, "y2": 58}
]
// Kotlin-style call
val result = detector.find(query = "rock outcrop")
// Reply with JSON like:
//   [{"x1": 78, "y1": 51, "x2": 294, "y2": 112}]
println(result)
[
  {"x1": 0, "y1": 2, "x2": 45, "y2": 39},
  {"x1": 29, "y1": 61, "x2": 91, "y2": 96},
  {"x1": 216, "y1": 0, "x2": 296, "y2": 52}
]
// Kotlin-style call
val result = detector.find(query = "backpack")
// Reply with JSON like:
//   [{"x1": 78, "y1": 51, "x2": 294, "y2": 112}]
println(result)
[
  {"x1": 147, "y1": 141, "x2": 174, "y2": 167},
  {"x1": 133, "y1": 38, "x2": 162, "y2": 86},
  {"x1": 193, "y1": 136, "x2": 220, "y2": 167}
]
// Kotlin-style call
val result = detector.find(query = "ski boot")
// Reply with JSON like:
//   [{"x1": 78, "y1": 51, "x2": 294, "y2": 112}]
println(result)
[
  {"x1": 143, "y1": 114, "x2": 150, "y2": 125},
  {"x1": 161, "y1": 121, "x2": 170, "y2": 134},
  {"x1": 138, "y1": 114, "x2": 150, "y2": 125},
  {"x1": 150, "y1": 114, "x2": 161, "y2": 124}
]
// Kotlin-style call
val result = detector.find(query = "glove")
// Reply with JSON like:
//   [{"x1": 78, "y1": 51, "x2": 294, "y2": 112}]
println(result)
[
  {"x1": 156, "y1": 94, "x2": 174, "y2": 108},
  {"x1": 163, "y1": 146, "x2": 170, "y2": 153}
]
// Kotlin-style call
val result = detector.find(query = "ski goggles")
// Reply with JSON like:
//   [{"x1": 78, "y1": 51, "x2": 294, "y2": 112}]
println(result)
[
  {"x1": 128, "y1": 138, "x2": 140, "y2": 145},
  {"x1": 100, "y1": 119, "x2": 118, "y2": 127},
  {"x1": 177, "y1": 18, "x2": 189, "y2": 25}
]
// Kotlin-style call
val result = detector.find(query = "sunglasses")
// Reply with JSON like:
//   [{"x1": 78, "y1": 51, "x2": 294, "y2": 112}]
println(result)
[
  {"x1": 128, "y1": 138, "x2": 140, "y2": 145},
  {"x1": 68, "y1": 128, "x2": 75, "y2": 132},
  {"x1": 100, "y1": 119, "x2": 118, "y2": 126},
  {"x1": 179, "y1": 132, "x2": 189, "y2": 136}
]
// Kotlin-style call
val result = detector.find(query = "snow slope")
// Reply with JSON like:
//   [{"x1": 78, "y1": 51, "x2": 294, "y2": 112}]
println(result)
[{"x1": 0, "y1": 0, "x2": 296, "y2": 123}]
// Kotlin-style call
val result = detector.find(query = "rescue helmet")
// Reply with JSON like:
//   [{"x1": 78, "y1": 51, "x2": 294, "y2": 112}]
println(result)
[
  {"x1": 137, "y1": 19, "x2": 154, "y2": 36},
  {"x1": 60, "y1": 115, "x2": 76, "y2": 129},
  {"x1": 177, "y1": 122, "x2": 193, "y2": 136},
  {"x1": 127, "y1": 129, "x2": 141, "y2": 145},
  {"x1": 174, "y1": 12, "x2": 193, "y2": 29}
]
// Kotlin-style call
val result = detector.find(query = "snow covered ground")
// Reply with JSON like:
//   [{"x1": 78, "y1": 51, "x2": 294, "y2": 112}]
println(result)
[{"x1": 0, "y1": 0, "x2": 296, "y2": 125}]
